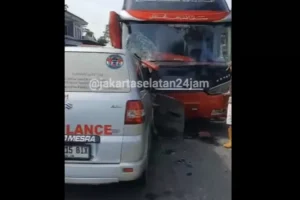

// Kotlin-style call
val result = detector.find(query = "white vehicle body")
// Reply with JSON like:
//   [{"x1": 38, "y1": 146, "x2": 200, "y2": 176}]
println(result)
[{"x1": 64, "y1": 46, "x2": 184, "y2": 185}]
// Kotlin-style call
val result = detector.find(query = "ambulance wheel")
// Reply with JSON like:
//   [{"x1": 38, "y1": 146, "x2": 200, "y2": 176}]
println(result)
[{"x1": 131, "y1": 170, "x2": 148, "y2": 187}]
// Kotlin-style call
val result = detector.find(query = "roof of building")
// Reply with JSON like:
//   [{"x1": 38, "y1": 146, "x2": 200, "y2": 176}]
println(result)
[{"x1": 65, "y1": 10, "x2": 88, "y2": 26}]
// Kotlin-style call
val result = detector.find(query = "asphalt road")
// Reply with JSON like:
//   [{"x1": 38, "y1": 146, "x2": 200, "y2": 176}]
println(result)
[{"x1": 65, "y1": 122, "x2": 231, "y2": 200}]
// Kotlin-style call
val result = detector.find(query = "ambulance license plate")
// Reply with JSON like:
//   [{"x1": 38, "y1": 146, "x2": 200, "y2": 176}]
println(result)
[{"x1": 65, "y1": 145, "x2": 90, "y2": 160}]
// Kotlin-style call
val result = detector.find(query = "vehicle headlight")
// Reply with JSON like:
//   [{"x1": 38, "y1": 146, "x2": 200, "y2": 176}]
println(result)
[{"x1": 207, "y1": 81, "x2": 231, "y2": 95}]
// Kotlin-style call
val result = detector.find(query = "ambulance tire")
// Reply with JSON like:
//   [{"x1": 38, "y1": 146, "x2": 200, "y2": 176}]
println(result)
[
  {"x1": 127, "y1": 169, "x2": 147, "y2": 188},
  {"x1": 127, "y1": 158, "x2": 148, "y2": 187},
  {"x1": 134, "y1": 170, "x2": 148, "y2": 187}
]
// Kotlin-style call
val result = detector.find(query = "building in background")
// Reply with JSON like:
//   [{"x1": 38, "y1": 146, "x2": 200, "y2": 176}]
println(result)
[{"x1": 65, "y1": 8, "x2": 88, "y2": 46}]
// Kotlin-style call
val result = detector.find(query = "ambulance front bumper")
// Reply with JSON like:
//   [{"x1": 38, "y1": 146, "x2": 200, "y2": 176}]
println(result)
[{"x1": 65, "y1": 153, "x2": 147, "y2": 185}]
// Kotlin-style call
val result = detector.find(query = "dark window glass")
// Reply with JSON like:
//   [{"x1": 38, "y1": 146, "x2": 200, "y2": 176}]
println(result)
[{"x1": 123, "y1": 0, "x2": 229, "y2": 11}]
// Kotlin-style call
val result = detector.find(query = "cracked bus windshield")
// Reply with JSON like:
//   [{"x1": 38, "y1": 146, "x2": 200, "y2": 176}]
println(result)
[{"x1": 125, "y1": 23, "x2": 230, "y2": 62}]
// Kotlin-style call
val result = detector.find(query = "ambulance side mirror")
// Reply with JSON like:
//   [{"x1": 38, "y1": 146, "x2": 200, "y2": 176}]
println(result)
[
  {"x1": 140, "y1": 60, "x2": 160, "y2": 93},
  {"x1": 141, "y1": 60, "x2": 159, "y2": 71}
]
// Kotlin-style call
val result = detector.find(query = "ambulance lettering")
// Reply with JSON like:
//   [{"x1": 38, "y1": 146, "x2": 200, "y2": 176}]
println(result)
[
  {"x1": 65, "y1": 124, "x2": 112, "y2": 135},
  {"x1": 65, "y1": 135, "x2": 97, "y2": 143}
]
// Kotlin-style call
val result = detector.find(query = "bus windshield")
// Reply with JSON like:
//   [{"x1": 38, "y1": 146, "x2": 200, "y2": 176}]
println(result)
[{"x1": 125, "y1": 23, "x2": 230, "y2": 63}]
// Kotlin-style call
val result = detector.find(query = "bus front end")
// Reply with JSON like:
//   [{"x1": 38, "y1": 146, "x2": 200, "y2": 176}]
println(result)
[{"x1": 109, "y1": 0, "x2": 231, "y2": 120}]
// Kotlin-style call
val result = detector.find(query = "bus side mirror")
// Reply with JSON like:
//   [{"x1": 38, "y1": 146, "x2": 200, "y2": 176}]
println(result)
[{"x1": 109, "y1": 11, "x2": 122, "y2": 49}]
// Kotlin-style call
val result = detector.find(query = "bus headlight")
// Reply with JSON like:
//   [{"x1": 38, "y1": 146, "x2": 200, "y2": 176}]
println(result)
[{"x1": 207, "y1": 81, "x2": 231, "y2": 95}]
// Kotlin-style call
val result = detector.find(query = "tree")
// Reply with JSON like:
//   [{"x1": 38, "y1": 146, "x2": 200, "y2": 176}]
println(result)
[
  {"x1": 84, "y1": 29, "x2": 93, "y2": 37},
  {"x1": 97, "y1": 24, "x2": 110, "y2": 46},
  {"x1": 82, "y1": 29, "x2": 96, "y2": 40},
  {"x1": 97, "y1": 36, "x2": 108, "y2": 46},
  {"x1": 103, "y1": 24, "x2": 110, "y2": 41}
]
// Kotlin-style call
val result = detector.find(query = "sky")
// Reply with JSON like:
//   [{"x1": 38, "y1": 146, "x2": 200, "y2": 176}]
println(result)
[{"x1": 65, "y1": 0, "x2": 232, "y2": 39}]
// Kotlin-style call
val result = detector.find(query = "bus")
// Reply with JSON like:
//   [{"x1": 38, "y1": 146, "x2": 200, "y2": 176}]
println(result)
[{"x1": 108, "y1": 0, "x2": 231, "y2": 120}]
